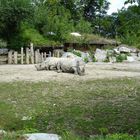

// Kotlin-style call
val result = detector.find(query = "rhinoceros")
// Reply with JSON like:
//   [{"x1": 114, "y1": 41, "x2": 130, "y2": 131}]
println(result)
[
  {"x1": 35, "y1": 57, "x2": 85, "y2": 75},
  {"x1": 57, "y1": 58, "x2": 85, "y2": 75},
  {"x1": 35, "y1": 57, "x2": 60, "y2": 71}
]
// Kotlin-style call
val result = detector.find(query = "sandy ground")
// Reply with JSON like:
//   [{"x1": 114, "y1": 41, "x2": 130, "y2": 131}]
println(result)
[{"x1": 0, "y1": 62, "x2": 140, "y2": 82}]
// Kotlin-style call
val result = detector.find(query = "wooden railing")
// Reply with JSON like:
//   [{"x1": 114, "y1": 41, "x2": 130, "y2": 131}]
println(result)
[{"x1": 0, "y1": 46, "x2": 63, "y2": 64}]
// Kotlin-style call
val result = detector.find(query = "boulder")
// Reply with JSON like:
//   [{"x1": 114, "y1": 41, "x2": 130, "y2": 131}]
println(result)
[
  {"x1": 117, "y1": 44, "x2": 138, "y2": 53},
  {"x1": 94, "y1": 49, "x2": 107, "y2": 62},
  {"x1": 0, "y1": 48, "x2": 8, "y2": 55},
  {"x1": 118, "y1": 46, "x2": 131, "y2": 53},
  {"x1": 126, "y1": 56, "x2": 135, "y2": 62},
  {"x1": 22, "y1": 133, "x2": 60, "y2": 140},
  {"x1": 61, "y1": 52, "x2": 80, "y2": 59},
  {"x1": 62, "y1": 51, "x2": 92, "y2": 62}
]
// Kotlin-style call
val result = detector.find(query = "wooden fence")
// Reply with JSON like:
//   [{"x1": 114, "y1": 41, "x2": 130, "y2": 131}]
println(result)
[
  {"x1": 0, "y1": 46, "x2": 62, "y2": 64},
  {"x1": 8, "y1": 47, "x2": 52, "y2": 64}
]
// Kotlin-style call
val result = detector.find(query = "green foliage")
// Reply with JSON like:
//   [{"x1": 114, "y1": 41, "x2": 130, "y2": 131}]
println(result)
[
  {"x1": 111, "y1": 5, "x2": 140, "y2": 48},
  {"x1": 75, "y1": 18, "x2": 92, "y2": 34},
  {"x1": 116, "y1": 54, "x2": 127, "y2": 62},
  {"x1": 1, "y1": 78, "x2": 140, "y2": 136},
  {"x1": 0, "y1": 0, "x2": 33, "y2": 41},
  {"x1": 0, "y1": 0, "x2": 140, "y2": 50},
  {"x1": 0, "y1": 39, "x2": 7, "y2": 48},
  {"x1": 21, "y1": 23, "x2": 49, "y2": 46},
  {"x1": 72, "y1": 50, "x2": 82, "y2": 57},
  {"x1": 34, "y1": 0, "x2": 74, "y2": 43}
]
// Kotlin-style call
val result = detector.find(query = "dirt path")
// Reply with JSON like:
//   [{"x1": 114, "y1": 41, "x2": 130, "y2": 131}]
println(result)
[{"x1": 0, "y1": 62, "x2": 140, "y2": 82}]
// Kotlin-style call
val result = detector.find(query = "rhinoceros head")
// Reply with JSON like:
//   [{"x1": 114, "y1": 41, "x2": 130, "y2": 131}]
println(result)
[
  {"x1": 35, "y1": 62, "x2": 46, "y2": 71},
  {"x1": 76, "y1": 61, "x2": 85, "y2": 76}
]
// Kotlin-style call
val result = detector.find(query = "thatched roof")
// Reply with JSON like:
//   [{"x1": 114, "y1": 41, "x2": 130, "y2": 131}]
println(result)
[{"x1": 65, "y1": 34, "x2": 121, "y2": 46}]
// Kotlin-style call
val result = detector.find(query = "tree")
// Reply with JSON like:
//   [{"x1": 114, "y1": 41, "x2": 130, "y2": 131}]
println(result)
[
  {"x1": 114, "y1": 5, "x2": 140, "y2": 47},
  {"x1": 124, "y1": 0, "x2": 140, "y2": 5},
  {"x1": 0, "y1": 0, "x2": 33, "y2": 40}
]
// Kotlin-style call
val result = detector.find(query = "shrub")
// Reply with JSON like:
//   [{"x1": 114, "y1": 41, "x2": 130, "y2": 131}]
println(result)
[
  {"x1": 116, "y1": 54, "x2": 127, "y2": 62},
  {"x1": 72, "y1": 50, "x2": 82, "y2": 57},
  {"x1": 0, "y1": 39, "x2": 7, "y2": 48}
]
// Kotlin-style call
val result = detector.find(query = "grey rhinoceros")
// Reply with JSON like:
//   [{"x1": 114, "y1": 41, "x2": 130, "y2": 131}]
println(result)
[
  {"x1": 57, "y1": 57, "x2": 85, "y2": 75},
  {"x1": 35, "y1": 57, "x2": 85, "y2": 75},
  {"x1": 35, "y1": 57, "x2": 60, "y2": 71}
]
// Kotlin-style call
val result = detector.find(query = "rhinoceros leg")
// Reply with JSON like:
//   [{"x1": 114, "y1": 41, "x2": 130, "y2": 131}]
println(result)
[
  {"x1": 57, "y1": 62, "x2": 62, "y2": 73},
  {"x1": 73, "y1": 67, "x2": 78, "y2": 75}
]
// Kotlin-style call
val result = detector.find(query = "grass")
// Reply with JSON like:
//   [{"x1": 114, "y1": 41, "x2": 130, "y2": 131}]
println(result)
[{"x1": 0, "y1": 78, "x2": 140, "y2": 139}]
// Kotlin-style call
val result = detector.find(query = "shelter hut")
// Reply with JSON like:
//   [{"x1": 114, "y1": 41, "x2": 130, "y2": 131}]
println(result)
[{"x1": 64, "y1": 34, "x2": 121, "y2": 52}]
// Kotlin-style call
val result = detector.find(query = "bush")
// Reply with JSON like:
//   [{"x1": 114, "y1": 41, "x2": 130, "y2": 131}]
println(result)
[
  {"x1": 72, "y1": 50, "x2": 82, "y2": 57},
  {"x1": 0, "y1": 39, "x2": 7, "y2": 48},
  {"x1": 116, "y1": 54, "x2": 127, "y2": 62}
]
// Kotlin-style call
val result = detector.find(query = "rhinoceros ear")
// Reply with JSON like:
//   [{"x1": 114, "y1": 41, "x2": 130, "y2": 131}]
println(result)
[{"x1": 35, "y1": 64, "x2": 40, "y2": 71}]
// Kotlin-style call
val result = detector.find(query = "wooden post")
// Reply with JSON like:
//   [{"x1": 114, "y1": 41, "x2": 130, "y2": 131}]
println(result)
[
  {"x1": 30, "y1": 43, "x2": 34, "y2": 64},
  {"x1": 52, "y1": 50, "x2": 55, "y2": 57},
  {"x1": 8, "y1": 51, "x2": 13, "y2": 64},
  {"x1": 26, "y1": 48, "x2": 29, "y2": 64},
  {"x1": 49, "y1": 51, "x2": 51, "y2": 57},
  {"x1": 35, "y1": 50, "x2": 38, "y2": 64},
  {"x1": 44, "y1": 52, "x2": 47, "y2": 60},
  {"x1": 21, "y1": 47, "x2": 24, "y2": 64},
  {"x1": 57, "y1": 50, "x2": 60, "y2": 58},
  {"x1": 41, "y1": 52, "x2": 44, "y2": 62},
  {"x1": 37, "y1": 49, "x2": 41, "y2": 63},
  {"x1": 14, "y1": 51, "x2": 18, "y2": 64}
]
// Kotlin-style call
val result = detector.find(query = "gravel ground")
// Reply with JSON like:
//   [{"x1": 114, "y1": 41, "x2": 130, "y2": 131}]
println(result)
[{"x1": 0, "y1": 62, "x2": 140, "y2": 82}]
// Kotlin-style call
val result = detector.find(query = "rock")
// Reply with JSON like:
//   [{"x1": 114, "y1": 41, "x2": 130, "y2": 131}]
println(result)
[
  {"x1": 22, "y1": 133, "x2": 60, "y2": 140},
  {"x1": 127, "y1": 56, "x2": 135, "y2": 62},
  {"x1": 117, "y1": 44, "x2": 138, "y2": 53},
  {"x1": 118, "y1": 46, "x2": 131, "y2": 53},
  {"x1": 62, "y1": 51, "x2": 92, "y2": 62},
  {"x1": 0, "y1": 48, "x2": 8, "y2": 55},
  {"x1": 114, "y1": 48, "x2": 120, "y2": 54},
  {"x1": 130, "y1": 53, "x2": 139, "y2": 61},
  {"x1": 61, "y1": 52, "x2": 80, "y2": 59},
  {"x1": 95, "y1": 49, "x2": 107, "y2": 62}
]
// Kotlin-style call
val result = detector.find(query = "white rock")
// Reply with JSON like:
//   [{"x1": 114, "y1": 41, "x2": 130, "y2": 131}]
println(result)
[
  {"x1": 117, "y1": 44, "x2": 138, "y2": 53},
  {"x1": 61, "y1": 52, "x2": 79, "y2": 59},
  {"x1": 114, "y1": 48, "x2": 120, "y2": 54},
  {"x1": 127, "y1": 56, "x2": 135, "y2": 62},
  {"x1": 95, "y1": 49, "x2": 107, "y2": 62},
  {"x1": 23, "y1": 133, "x2": 60, "y2": 140},
  {"x1": 118, "y1": 46, "x2": 131, "y2": 53}
]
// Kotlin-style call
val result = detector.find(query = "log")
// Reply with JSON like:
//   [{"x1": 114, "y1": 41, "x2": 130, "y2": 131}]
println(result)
[
  {"x1": 41, "y1": 52, "x2": 44, "y2": 62},
  {"x1": 44, "y1": 52, "x2": 47, "y2": 60},
  {"x1": 30, "y1": 45, "x2": 34, "y2": 64},
  {"x1": 8, "y1": 51, "x2": 13, "y2": 64},
  {"x1": 49, "y1": 51, "x2": 52, "y2": 57},
  {"x1": 26, "y1": 48, "x2": 29, "y2": 64},
  {"x1": 14, "y1": 51, "x2": 18, "y2": 64},
  {"x1": 57, "y1": 50, "x2": 60, "y2": 58},
  {"x1": 21, "y1": 47, "x2": 24, "y2": 64},
  {"x1": 35, "y1": 51, "x2": 38, "y2": 64}
]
